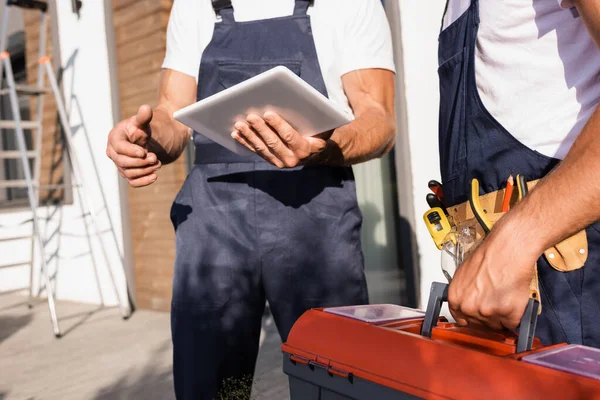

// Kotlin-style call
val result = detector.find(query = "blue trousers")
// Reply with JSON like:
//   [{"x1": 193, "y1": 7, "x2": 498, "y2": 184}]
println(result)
[{"x1": 169, "y1": 162, "x2": 369, "y2": 399}]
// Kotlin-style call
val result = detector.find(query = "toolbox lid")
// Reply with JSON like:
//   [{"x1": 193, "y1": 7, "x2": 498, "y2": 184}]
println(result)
[
  {"x1": 522, "y1": 344, "x2": 600, "y2": 381},
  {"x1": 323, "y1": 304, "x2": 425, "y2": 324}
]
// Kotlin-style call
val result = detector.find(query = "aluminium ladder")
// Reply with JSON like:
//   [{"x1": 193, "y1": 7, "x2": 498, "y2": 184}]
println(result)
[{"x1": 0, "y1": 0, "x2": 131, "y2": 338}]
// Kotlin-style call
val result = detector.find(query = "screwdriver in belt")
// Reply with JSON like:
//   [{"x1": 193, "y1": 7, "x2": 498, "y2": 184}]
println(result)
[
  {"x1": 428, "y1": 180, "x2": 444, "y2": 203},
  {"x1": 426, "y1": 193, "x2": 448, "y2": 216}
]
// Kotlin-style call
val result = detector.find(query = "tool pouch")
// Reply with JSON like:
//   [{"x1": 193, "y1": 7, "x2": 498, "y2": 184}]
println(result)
[
  {"x1": 543, "y1": 230, "x2": 588, "y2": 272},
  {"x1": 447, "y1": 180, "x2": 589, "y2": 274}
]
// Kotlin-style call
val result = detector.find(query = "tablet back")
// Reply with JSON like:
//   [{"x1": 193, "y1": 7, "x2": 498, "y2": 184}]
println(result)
[{"x1": 173, "y1": 66, "x2": 353, "y2": 156}]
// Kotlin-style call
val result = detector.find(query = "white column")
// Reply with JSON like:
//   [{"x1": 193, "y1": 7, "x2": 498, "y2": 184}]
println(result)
[
  {"x1": 388, "y1": 0, "x2": 452, "y2": 312},
  {"x1": 48, "y1": 0, "x2": 130, "y2": 307}
]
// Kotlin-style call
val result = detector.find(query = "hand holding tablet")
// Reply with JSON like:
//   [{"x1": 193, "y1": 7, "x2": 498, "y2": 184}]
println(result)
[{"x1": 173, "y1": 66, "x2": 353, "y2": 160}]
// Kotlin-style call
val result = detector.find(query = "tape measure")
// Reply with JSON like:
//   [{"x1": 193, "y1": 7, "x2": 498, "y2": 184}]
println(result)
[{"x1": 423, "y1": 207, "x2": 452, "y2": 250}]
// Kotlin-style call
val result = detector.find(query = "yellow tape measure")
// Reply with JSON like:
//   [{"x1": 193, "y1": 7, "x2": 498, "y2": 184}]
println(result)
[{"x1": 423, "y1": 207, "x2": 452, "y2": 250}]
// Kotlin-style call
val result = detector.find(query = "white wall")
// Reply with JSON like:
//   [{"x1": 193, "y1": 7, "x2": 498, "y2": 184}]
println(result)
[
  {"x1": 391, "y1": 1, "x2": 452, "y2": 312},
  {"x1": 0, "y1": 1, "x2": 130, "y2": 314}
]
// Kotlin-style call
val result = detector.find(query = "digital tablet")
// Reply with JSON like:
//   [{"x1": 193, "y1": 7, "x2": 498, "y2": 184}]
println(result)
[{"x1": 173, "y1": 66, "x2": 353, "y2": 156}]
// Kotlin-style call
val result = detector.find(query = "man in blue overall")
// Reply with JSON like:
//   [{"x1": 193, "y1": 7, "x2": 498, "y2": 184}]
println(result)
[
  {"x1": 438, "y1": 1, "x2": 600, "y2": 348},
  {"x1": 105, "y1": 0, "x2": 396, "y2": 398}
]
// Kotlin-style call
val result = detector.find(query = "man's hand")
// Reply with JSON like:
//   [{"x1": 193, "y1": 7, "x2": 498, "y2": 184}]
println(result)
[
  {"x1": 106, "y1": 105, "x2": 162, "y2": 188},
  {"x1": 232, "y1": 111, "x2": 328, "y2": 168},
  {"x1": 447, "y1": 215, "x2": 540, "y2": 331},
  {"x1": 105, "y1": 69, "x2": 196, "y2": 185},
  {"x1": 233, "y1": 68, "x2": 396, "y2": 167}
]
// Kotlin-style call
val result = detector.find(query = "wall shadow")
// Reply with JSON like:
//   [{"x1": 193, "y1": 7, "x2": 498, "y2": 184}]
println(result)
[{"x1": 25, "y1": 48, "x2": 132, "y2": 336}]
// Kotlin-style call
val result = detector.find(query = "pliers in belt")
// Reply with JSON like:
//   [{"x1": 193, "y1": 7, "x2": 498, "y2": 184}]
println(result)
[
  {"x1": 516, "y1": 174, "x2": 529, "y2": 201},
  {"x1": 469, "y1": 178, "x2": 493, "y2": 234},
  {"x1": 470, "y1": 174, "x2": 530, "y2": 232}
]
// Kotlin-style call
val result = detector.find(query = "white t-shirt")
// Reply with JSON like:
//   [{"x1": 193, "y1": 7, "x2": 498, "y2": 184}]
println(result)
[
  {"x1": 443, "y1": 0, "x2": 600, "y2": 160},
  {"x1": 162, "y1": 0, "x2": 395, "y2": 117}
]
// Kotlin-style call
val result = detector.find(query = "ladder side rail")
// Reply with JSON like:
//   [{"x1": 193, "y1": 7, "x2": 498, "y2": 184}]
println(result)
[
  {"x1": 28, "y1": 8, "x2": 48, "y2": 306},
  {"x1": 2, "y1": 52, "x2": 60, "y2": 337}
]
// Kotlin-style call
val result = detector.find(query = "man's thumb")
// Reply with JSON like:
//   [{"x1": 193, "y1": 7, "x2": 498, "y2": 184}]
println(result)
[{"x1": 135, "y1": 104, "x2": 153, "y2": 130}]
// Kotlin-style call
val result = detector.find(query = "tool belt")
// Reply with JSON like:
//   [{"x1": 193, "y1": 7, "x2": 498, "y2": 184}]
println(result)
[
  {"x1": 446, "y1": 179, "x2": 589, "y2": 313},
  {"x1": 447, "y1": 179, "x2": 589, "y2": 272}
]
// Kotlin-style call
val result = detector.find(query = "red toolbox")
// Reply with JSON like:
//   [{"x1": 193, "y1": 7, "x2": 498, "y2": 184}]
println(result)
[{"x1": 281, "y1": 282, "x2": 600, "y2": 400}]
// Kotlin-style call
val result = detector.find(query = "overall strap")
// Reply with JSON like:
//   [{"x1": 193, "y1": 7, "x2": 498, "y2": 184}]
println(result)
[
  {"x1": 439, "y1": 0, "x2": 450, "y2": 33},
  {"x1": 293, "y1": 0, "x2": 312, "y2": 16},
  {"x1": 439, "y1": 0, "x2": 479, "y2": 32},
  {"x1": 472, "y1": 0, "x2": 480, "y2": 26},
  {"x1": 212, "y1": 0, "x2": 234, "y2": 21}
]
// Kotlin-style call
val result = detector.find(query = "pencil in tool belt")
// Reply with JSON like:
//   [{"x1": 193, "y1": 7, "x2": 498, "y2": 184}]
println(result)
[{"x1": 501, "y1": 175, "x2": 514, "y2": 212}]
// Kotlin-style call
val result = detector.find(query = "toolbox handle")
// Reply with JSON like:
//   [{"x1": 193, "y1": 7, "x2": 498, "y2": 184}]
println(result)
[{"x1": 420, "y1": 282, "x2": 539, "y2": 353}]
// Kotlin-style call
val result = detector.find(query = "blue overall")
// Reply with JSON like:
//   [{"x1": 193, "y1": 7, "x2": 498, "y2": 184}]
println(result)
[
  {"x1": 169, "y1": 1, "x2": 369, "y2": 398},
  {"x1": 439, "y1": 0, "x2": 600, "y2": 348}
]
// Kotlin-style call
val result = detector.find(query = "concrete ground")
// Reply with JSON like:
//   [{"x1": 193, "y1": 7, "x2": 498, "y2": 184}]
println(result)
[{"x1": 0, "y1": 293, "x2": 289, "y2": 400}]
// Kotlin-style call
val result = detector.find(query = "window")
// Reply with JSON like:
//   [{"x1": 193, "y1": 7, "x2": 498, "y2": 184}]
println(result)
[
  {"x1": 0, "y1": 6, "x2": 72, "y2": 211},
  {"x1": 0, "y1": 30, "x2": 34, "y2": 209}
]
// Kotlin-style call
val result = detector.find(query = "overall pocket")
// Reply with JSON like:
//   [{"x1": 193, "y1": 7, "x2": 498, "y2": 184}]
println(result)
[
  {"x1": 438, "y1": 48, "x2": 468, "y2": 194},
  {"x1": 217, "y1": 60, "x2": 302, "y2": 90}
]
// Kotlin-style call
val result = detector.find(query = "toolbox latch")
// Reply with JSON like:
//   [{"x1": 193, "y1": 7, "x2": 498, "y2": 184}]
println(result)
[
  {"x1": 289, "y1": 354, "x2": 310, "y2": 365},
  {"x1": 327, "y1": 366, "x2": 354, "y2": 383},
  {"x1": 290, "y1": 354, "x2": 354, "y2": 383}
]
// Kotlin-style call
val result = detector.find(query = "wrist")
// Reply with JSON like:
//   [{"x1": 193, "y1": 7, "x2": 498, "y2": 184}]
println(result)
[
  {"x1": 493, "y1": 203, "x2": 548, "y2": 261},
  {"x1": 148, "y1": 121, "x2": 189, "y2": 165},
  {"x1": 303, "y1": 139, "x2": 345, "y2": 166}
]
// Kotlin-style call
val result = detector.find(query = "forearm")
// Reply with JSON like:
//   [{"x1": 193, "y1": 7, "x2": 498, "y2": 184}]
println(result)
[
  {"x1": 147, "y1": 103, "x2": 191, "y2": 165},
  {"x1": 305, "y1": 68, "x2": 396, "y2": 166},
  {"x1": 496, "y1": 103, "x2": 600, "y2": 257},
  {"x1": 308, "y1": 107, "x2": 396, "y2": 166}
]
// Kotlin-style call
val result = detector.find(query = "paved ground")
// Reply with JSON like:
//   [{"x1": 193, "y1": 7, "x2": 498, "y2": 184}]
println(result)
[{"x1": 0, "y1": 293, "x2": 289, "y2": 400}]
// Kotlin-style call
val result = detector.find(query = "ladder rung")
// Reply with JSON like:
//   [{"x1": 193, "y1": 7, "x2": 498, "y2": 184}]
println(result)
[
  {"x1": 0, "y1": 120, "x2": 41, "y2": 130},
  {"x1": 0, "y1": 181, "x2": 78, "y2": 189},
  {"x1": 0, "y1": 150, "x2": 36, "y2": 158},
  {"x1": 0, "y1": 85, "x2": 50, "y2": 96},
  {"x1": 38, "y1": 183, "x2": 78, "y2": 189},
  {"x1": 0, "y1": 235, "x2": 32, "y2": 242},
  {"x1": 0, "y1": 261, "x2": 31, "y2": 269},
  {"x1": 0, "y1": 180, "x2": 27, "y2": 188},
  {"x1": 7, "y1": 0, "x2": 48, "y2": 12}
]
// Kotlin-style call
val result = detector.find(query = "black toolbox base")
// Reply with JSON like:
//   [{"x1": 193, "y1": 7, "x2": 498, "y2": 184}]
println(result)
[{"x1": 282, "y1": 354, "x2": 423, "y2": 400}]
